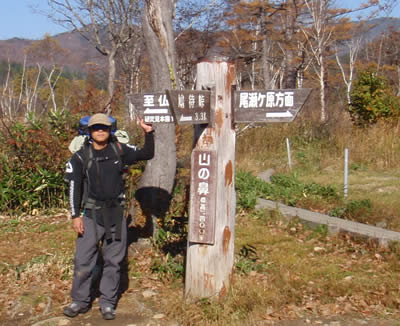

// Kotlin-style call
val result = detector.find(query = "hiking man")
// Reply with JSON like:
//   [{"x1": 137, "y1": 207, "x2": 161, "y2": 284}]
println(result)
[{"x1": 63, "y1": 113, "x2": 154, "y2": 320}]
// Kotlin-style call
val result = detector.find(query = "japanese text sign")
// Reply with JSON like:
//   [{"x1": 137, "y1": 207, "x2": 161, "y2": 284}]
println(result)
[
  {"x1": 233, "y1": 88, "x2": 312, "y2": 123},
  {"x1": 189, "y1": 150, "x2": 217, "y2": 244},
  {"x1": 127, "y1": 93, "x2": 174, "y2": 124},
  {"x1": 166, "y1": 90, "x2": 211, "y2": 125}
]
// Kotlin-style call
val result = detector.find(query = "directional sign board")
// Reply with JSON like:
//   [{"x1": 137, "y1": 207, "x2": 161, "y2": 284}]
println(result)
[
  {"x1": 189, "y1": 149, "x2": 217, "y2": 244},
  {"x1": 166, "y1": 90, "x2": 211, "y2": 125},
  {"x1": 127, "y1": 93, "x2": 174, "y2": 124},
  {"x1": 233, "y1": 88, "x2": 312, "y2": 123}
]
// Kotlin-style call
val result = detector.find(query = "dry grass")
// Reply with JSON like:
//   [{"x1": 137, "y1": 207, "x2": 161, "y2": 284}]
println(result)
[
  {"x1": 1, "y1": 201, "x2": 400, "y2": 325},
  {"x1": 160, "y1": 211, "x2": 400, "y2": 325},
  {"x1": 235, "y1": 116, "x2": 400, "y2": 230},
  {"x1": 3, "y1": 113, "x2": 400, "y2": 324},
  {"x1": 236, "y1": 118, "x2": 400, "y2": 173}
]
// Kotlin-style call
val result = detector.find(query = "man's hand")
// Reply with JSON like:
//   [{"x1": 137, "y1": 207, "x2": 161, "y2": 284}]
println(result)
[
  {"x1": 137, "y1": 118, "x2": 153, "y2": 134},
  {"x1": 72, "y1": 217, "x2": 84, "y2": 235}
]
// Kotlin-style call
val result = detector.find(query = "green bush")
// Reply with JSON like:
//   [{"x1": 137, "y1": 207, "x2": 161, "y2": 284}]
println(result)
[
  {"x1": 0, "y1": 112, "x2": 74, "y2": 213},
  {"x1": 235, "y1": 171, "x2": 339, "y2": 210},
  {"x1": 329, "y1": 199, "x2": 372, "y2": 222},
  {"x1": 349, "y1": 70, "x2": 400, "y2": 126}
]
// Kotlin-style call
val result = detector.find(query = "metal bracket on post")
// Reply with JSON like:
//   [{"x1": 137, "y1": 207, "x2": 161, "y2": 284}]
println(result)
[{"x1": 231, "y1": 85, "x2": 237, "y2": 131}]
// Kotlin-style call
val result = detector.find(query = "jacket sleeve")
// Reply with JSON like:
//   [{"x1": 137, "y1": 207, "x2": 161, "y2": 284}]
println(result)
[
  {"x1": 64, "y1": 153, "x2": 84, "y2": 218},
  {"x1": 122, "y1": 132, "x2": 155, "y2": 165}
]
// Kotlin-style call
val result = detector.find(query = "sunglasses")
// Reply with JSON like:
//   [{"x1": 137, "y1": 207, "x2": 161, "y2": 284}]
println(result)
[{"x1": 90, "y1": 124, "x2": 110, "y2": 131}]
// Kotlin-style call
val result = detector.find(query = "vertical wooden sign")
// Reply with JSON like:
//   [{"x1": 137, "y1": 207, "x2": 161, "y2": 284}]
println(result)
[
  {"x1": 185, "y1": 56, "x2": 236, "y2": 299},
  {"x1": 189, "y1": 149, "x2": 217, "y2": 244}
]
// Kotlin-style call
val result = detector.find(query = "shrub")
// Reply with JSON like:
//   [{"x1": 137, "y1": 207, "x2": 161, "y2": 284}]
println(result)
[
  {"x1": 235, "y1": 171, "x2": 339, "y2": 210},
  {"x1": 0, "y1": 112, "x2": 73, "y2": 213},
  {"x1": 349, "y1": 70, "x2": 400, "y2": 126},
  {"x1": 329, "y1": 199, "x2": 373, "y2": 222}
]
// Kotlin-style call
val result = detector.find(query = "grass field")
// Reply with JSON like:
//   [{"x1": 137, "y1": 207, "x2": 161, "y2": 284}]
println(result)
[
  {"x1": 2, "y1": 209, "x2": 400, "y2": 325},
  {"x1": 2, "y1": 118, "x2": 400, "y2": 325}
]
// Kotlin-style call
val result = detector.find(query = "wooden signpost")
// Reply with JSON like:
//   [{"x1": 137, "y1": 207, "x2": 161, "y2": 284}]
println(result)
[
  {"x1": 127, "y1": 58, "x2": 311, "y2": 300},
  {"x1": 233, "y1": 88, "x2": 312, "y2": 123},
  {"x1": 188, "y1": 149, "x2": 217, "y2": 245},
  {"x1": 166, "y1": 90, "x2": 211, "y2": 125},
  {"x1": 127, "y1": 92, "x2": 174, "y2": 124}
]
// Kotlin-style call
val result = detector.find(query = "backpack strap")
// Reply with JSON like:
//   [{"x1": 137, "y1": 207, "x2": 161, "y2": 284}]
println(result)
[
  {"x1": 82, "y1": 140, "x2": 94, "y2": 174},
  {"x1": 74, "y1": 140, "x2": 93, "y2": 209},
  {"x1": 109, "y1": 141, "x2": 124, "y2": 172}
]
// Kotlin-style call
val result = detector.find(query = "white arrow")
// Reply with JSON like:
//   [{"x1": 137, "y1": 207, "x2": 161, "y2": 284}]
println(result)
[
  {"x1": 180, "y1": 115, "x2": 193, "y2": 122},
  {"x1": 144, "y1": 108, "x2": 169, "y2": 114},
  {"x1": 266, "y1": 111, "x2": 293, "y2": 118}
]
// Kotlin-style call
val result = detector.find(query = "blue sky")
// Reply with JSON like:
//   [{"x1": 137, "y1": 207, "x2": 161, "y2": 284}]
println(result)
[
  {"x1": 0, "y1": 0, "x2": 399, "y2": 40},
  {"x1": 0, "y1": 0, "x2": 66, "y2": 40},
  {"x1": 337, "y1": 0, "x2": 400, "y2": 19}
]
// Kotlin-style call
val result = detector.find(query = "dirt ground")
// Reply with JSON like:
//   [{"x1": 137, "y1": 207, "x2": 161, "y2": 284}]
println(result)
[{"x1": 1, "y1": 213, "x2": 400, "y2": 326}]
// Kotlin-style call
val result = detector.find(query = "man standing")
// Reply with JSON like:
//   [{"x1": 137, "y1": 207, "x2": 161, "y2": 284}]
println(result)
[{"x1": 64, "y1": 113, "x2": 154, "y2": 320}]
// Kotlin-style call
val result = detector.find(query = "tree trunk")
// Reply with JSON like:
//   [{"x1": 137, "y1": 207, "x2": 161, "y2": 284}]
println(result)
[
  {"x1": 397, "y1": 65, "x2": 400, "y2": 96},
  {"x1": 283, "y1": 6, "x2": 297, "y2": 89},
  {"x1": 262, "y1": 36, "x2": 272, "y2": 89},
  {"x1": 105, "y1": 48, "x2": 117, "y2": 114},
  {"x1": 319, "y1": 54, "x2": 326, "y2": 122},
  {"x1": 136, "y1": 0, "x2": 177, "y2": 237},
  {"x1": 185, "y1": 56, "x2": 236, "y2": 299}
]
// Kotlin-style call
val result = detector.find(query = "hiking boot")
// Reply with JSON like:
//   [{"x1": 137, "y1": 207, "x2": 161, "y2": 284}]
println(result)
[
  {"x1": 63, "y1": 302, "x2": 90, "y2": 318},
  {"x1": 101, "y1": 306, "x2": 116, "y2": 320}
]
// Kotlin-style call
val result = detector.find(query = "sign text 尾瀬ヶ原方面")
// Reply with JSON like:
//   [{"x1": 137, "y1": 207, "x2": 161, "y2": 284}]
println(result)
[{"x1": 233, "y1": 88, "x2": 312, "y2": 123}]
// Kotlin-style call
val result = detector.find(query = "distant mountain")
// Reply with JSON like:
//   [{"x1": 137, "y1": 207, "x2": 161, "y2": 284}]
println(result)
[
  {"x1": 0, "y1": 17, "x2": 399, "y2": 74},
  {"x1": 0, "y1": 30, "x2": 106, "y2": 73},
  {"x1": 360, "y1": 17, "x2": 400, "y2": 39}
]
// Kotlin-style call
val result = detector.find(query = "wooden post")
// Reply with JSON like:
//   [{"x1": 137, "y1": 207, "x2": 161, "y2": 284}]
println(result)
[
  {"x1": 286, "y1": 137, "x2": 292, "y2": 170},
  {"x1": 185, "y1": 56, "x2": 236, "y2": 299},
  {"x1": 344, "y1": 148, "x2": 349, "y2": 198}
]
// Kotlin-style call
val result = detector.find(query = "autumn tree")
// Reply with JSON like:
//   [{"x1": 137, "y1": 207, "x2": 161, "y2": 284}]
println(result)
[
  {"x1": 174, "y1": 0, "x2": 226, "y2": 89},
  {"x1": 223, "y1": 1, "x2": 311, "y2": 90},
  {"x1": 25, "y1": 34, "x2": 68, "y2": 66},
  {"x1": 117, "y1": 32, "x2": 145, "y2": 94},
  {"x1": 276, "y1": 0, "x2": 310, "y2": 89},
  {"x1": 334, "y1": 18, "x2": 365, "y2": 106},
  {"x1": 47, "y1": 0, "x2": 142, "y2": 113},
  {"x1": 223, "y1": 0, "x2": 280, "y2": 89},
  {"x1": 384, "y1": 29, "x2": 400, "y2": 95},
  {"x1": 300, "y1": 0, "x2": 337, "y2": 122}
]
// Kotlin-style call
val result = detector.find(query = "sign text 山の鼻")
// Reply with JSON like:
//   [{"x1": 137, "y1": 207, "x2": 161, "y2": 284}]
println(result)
[{"x1": 189, "y1": 149, "x2": 217, "y2": 244}]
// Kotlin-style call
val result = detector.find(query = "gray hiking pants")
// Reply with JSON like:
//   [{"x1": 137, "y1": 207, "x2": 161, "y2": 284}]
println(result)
[{"x1": 70, "y1": 215, "x2": 127, "y2": 308}]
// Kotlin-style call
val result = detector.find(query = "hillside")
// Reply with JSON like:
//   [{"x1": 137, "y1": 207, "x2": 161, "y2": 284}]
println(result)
[
  {"x1": 0, "y1": 30, "x2": 106, "y2": 73},
  {"x1": 363, "y1": 17, "x2": 400, "y2": 39},
  {"x1": 0, "y1": 17, "x2": 399, "y2": 75}
]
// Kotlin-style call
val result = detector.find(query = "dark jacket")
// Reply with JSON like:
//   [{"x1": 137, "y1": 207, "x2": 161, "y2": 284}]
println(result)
[{"x1": 65, "y1": 133, "x2": 154, "y2": 219}]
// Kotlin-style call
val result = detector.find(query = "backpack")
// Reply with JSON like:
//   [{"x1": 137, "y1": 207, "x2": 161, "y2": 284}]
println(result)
[
  {"x1": 68, "y1": 115, "x2": 129, "y2": 154},
  {"x1": 78, "y1": 115, "x2": 117, "y2": 136}
]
